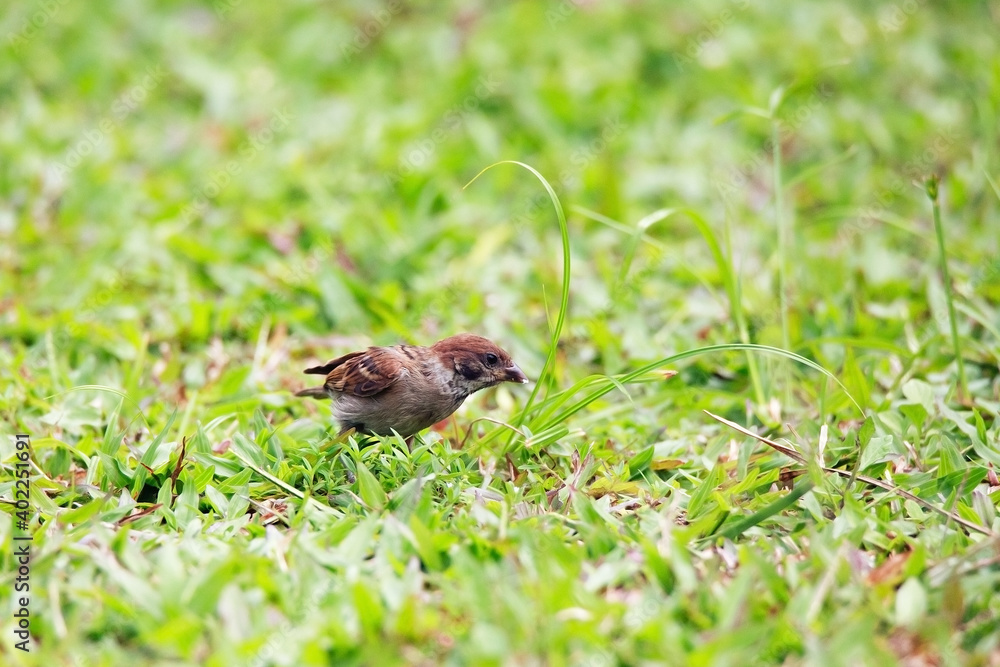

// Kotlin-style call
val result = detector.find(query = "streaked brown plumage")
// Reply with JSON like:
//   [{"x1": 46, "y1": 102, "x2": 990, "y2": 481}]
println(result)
[{"x1": 296, "y1": 333, "x2": 528, "y2": 437}]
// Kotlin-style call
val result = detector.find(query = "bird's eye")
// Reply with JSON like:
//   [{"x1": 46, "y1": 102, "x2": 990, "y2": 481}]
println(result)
[{"x1": 484, "y1": 352, "x2": 499, "y2": 366}]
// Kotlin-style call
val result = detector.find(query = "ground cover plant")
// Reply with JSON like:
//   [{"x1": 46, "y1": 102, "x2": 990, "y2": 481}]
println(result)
[{"x1": 2, "y1": 1, "x2": 1000, "y2": 665}]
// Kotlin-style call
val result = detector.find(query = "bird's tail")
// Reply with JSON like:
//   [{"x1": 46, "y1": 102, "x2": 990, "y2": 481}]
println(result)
[{"x1": 295, "y1": 386, "x2": 329, "y2": 399}]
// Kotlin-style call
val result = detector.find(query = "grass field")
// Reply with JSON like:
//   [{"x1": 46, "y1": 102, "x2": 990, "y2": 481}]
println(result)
[{"x1": 2, "y1": 1, "x2": 1000, "y2": 665}]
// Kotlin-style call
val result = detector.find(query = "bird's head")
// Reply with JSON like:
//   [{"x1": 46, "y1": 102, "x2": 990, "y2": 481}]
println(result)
[{"x1": 432, "y1": 333, "x2": 529, "y2": 395}]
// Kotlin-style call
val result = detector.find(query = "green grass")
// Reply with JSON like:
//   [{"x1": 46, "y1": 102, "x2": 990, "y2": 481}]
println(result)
[{"x1": 3, "y1": 1, "x2": 1000, "y2": 665}]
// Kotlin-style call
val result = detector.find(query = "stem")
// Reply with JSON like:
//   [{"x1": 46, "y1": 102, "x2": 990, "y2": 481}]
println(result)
[
  {"x1": 773, "y1": 122, "x2": 791, "y2": 355},
  {"x1": 772, "y1": 121, "x2": 793, "y2": 411},
  {"x1": 723, "y1": 204, "x2": 765, "y2": 406},
  {"x1": 927, "y1": 175, "x2": 968, "y2": 401}
]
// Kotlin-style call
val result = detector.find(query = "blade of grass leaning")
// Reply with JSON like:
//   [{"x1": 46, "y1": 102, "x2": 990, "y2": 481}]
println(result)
[
  {"x1": 615, "y1": 208, "x2": 674, "y2": 292},
  {"x1": 465, "y1": 161, "x2": 571, "y2": 440},
  {"x1": 705, "y1": 410, "x2": 993, "y2": 537},
  {"x1": 955, "y1": 301, "x2": 1000, "y2": 345},
  {"x1": 984, "y1": 169, "x2": 1000, "y2": 202},
  {"x1": 487, "y1": 343, "x2": 858, "y2": 452},
  {"x1": 532, "y1": 343, "x2": 865, "y2": 434},
  {"x1": 131, "y1": 410, "x2": 178, "y2": 496},
  {"x1": 100, "y1": 398, "x2": 126, "y2": 456},
  {"x1": 709, "y1": 477, "x2": 815, "y2": 542},
  {"x1": 531, "y1": 374, "x2": 635, "y2": 425},
  {"x1": 926, "y1": 174, "x2": 968, "y2": 402},
  {"x1": 573, "y1": 206, "x2": 718, "y2": 299},
  {"x1": 473, "y1": 372, "x2": 639, "y2": 452},
  {"x1": 799, "y1": 335, "x2": 912, "y2": 358},
  {"x1": 684, "y1": 206, "x2": 766, "y2": 406},
  {"x1": 783, "y1": 145, "x2": 859, "y2": 189}
]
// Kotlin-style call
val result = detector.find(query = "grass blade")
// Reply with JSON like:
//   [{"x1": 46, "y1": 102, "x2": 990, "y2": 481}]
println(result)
[{"x1": 465, "y1": 161, "x2": 571, "y2": 440}]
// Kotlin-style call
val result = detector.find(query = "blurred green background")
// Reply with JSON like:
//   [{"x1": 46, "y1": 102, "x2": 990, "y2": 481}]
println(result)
[
  {"x1": 2, "y1": 0, "x2": 1000, "y2": 665},
  {"x1": 4, "y1": 0, "x2": 996, "y2": 383}
]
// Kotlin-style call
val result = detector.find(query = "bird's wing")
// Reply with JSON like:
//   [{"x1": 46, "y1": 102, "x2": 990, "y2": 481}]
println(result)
[{"x1": 304, "y1": 348, "x2": 404, "y2": 397}]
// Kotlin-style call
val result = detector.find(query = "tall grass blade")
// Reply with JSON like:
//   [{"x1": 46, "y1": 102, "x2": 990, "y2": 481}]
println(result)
[
  {"x1": 926, "y1": 175, "x2": 968, "y2": 401},
  {"x1": 465, "y1": 161, "x2": 571, "y2": 439}
]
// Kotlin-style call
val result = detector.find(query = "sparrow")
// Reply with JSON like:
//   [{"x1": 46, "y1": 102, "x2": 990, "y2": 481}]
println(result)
[{"x1": 296, "y1": 333, "x2": 529, "y2": 437}]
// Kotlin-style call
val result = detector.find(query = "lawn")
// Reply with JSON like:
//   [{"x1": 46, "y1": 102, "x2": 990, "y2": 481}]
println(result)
[{"x1": 2, "y1": 1, "x2": 1000, "y2": 665}]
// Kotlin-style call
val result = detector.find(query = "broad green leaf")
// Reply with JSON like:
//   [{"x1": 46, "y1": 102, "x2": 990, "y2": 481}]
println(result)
[
  {"x1": 859, "y1": 435, "x2": 897, "y2": 471},
  {"x1": 355, "y1": 460, "x2": 387, "y2": 511}
]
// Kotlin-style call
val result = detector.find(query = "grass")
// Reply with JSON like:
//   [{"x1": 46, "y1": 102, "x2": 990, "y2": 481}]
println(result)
[{"x1": 2, "y1": 1, "x2": 1000, "y2": 665}]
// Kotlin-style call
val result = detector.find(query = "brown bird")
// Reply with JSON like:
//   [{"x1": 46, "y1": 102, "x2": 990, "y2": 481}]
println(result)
[{"x1": 296, "y1": 333, "x2": 529, "y2": 437}]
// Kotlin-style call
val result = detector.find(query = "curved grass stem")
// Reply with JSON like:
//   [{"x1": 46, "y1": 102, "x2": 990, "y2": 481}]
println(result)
[{"x1": 465, "y1": 161, "x2": 571, "y2": 444}]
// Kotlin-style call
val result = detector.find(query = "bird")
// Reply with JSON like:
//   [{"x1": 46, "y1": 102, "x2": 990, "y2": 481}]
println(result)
[{"x1": 296, "y1": 333, "x2": 529, "y2": 438}]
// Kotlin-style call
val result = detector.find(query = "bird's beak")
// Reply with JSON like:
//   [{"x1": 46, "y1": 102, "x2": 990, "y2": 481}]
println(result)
[{"x1": 504, "y1": 363, "x2": 529, "y2": 384}]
